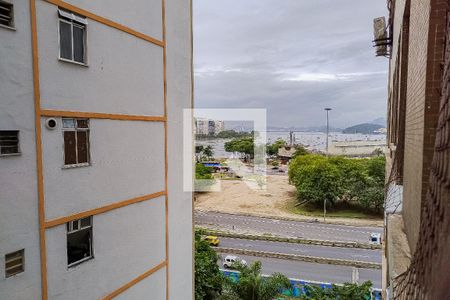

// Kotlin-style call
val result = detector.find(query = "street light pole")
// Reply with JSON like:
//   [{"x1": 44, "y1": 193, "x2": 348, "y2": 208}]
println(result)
[{"x1": 324, "y1": 108, "x2": 332, "y2": 222}]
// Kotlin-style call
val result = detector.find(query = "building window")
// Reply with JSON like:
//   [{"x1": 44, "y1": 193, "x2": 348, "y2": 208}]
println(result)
[
  {"x1": 62, "y1": 118, "x2": 90, "y2": 166},
  {"x1": 0, "y1": 1, "x2": 14, "y2": 29},
  {"x1": 67, "y1": 217, "x2": 93, "y2": 267},
  {"x1": 5, "y1": 250, "x2": 24, "y2": 277},
  {"x1": 58, "y1": 9, "x2": 87, "y2": 64},
  {"x1": 0, "y1": 130, "x2": 20, "y2": 156}
]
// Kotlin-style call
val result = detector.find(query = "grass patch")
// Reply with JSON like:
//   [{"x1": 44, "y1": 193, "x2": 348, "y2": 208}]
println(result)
[{"x1": 285, "y1": 199, "x2": 382, "y2": 220}]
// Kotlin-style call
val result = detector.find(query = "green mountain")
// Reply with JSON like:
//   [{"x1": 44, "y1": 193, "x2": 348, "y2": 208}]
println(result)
[{"x1": 342, "y1": 123, "x2": 384, "y2": 134}]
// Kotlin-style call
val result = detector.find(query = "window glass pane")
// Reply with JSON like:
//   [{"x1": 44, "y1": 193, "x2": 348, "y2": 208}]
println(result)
[
  {"x1": 64, "y1": 131, "x2": 77, "y2": 165},
  {"x1": 59, "y1": 21, "x2": 72, "y2": 60},
  {"x1": 76, "y1": 119, "x2": 89, "y2": 128},
  {"x1": 80, "y1": 217, "x2": 91, "y2": 228},
  {"x1": 67, "y1": 228, "x2": 92, "y2": 265},
  {"x1": 72, "y1": 220, "x2": 79, "y2": 231},
  {"x1": 73, "y1": 25, "x2": 85, "y2": 63},
  {"x1": 76, "y1": 131, "x2": 89, "y2": 164},
  {"x1": 62, "y1": 118, "x2": 75, "y2": 128}
]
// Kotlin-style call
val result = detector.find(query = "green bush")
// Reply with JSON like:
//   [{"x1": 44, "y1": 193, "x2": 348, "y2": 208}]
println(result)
[
  {"x1": 266, "y1": 139, "x2": 286, "y2": 156},
  {"x1": 288, "y1": 154, "x2": 385, "y2": 214},
  {"x1": 196, "y1": 163, "x2": 214, "y2": 180},
  {"x1": 195, "y1": 231, "x2": 224, "y2": 300}
]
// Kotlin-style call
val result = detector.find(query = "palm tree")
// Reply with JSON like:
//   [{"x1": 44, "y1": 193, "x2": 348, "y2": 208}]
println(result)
[
  {"x1": 195, "y1": 145, "x2": 204, "y2": 162},
  {"x1": 219, "y1": 261, "x2": 292, "y2": 300},
  {"x1": 203, "y1": 145, "x2": 214, "y2": 161}
]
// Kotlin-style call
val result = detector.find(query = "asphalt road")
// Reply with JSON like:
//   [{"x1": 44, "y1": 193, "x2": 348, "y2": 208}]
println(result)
[
  {"x1": 196, "y1": 211, "x2": 383, "y2": 243},
  {"x1": 219, "y1": 237, "x2": 381, "y2": 263},
  {"x1": 218, "y1": 254, "x2": 382, "y2": 289}
]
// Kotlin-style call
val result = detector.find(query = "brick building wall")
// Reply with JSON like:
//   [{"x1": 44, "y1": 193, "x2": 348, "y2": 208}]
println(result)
[
  {"x1": 402, "y1": 0, "x2": 430, "y2": 254},
  {"x1": 402, "y1": 0, "x2": 444, "y2": 253},
  {"x1": 393, "y1": 1, "x2": 450, "y2": 297},
  {"x1": 385, "y1": 0, "x2": 449, "y2": 298}
]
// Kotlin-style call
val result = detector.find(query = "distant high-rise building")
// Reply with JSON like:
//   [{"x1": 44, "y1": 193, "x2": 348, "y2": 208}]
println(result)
[
  {"x1": 0, "y1": 1, "x2": 193, "y2": 299},
  {"x1": 195, "y1": 118, "x2": 224, "y2": 135}
]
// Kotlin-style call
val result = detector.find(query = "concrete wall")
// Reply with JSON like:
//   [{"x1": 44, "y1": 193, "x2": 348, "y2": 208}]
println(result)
[
  {"x1": 36, "y1": 1, "x2": 164, "y2": 117},
  {"x1": 41, "y1": 118, "x2": 165, "y2": 220},
  {"x1": 116, "y1": 268, "x2": 166, "y2": 300},
  {"x1": 0, "y1": 0, "x2": 42, "y2": 299},
  {"x1": 166, "y1": 0, "x2": 194, "y2": 298},
  {"x1": 46, "y1": 197, "x2": 165, "y2": 299},
  {"x1": 61, "y1": 0, "x2": 163, "y2": 41}
]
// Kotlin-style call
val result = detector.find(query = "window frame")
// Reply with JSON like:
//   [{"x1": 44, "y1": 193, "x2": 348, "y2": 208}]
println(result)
[
  {"x1": 62, "y1": 118, "x2": 91, "y2": 168},
  {"x1": 5, "y1": 249, "x2": 25, "y2": 278},
  {"x1": 67, "y1": 217, "x2": 93, "y2": 268},
  {"x1": 0, "y1": 130, "x2": 21, "y2": 157},
  {"x1": 57, "y1": 9, "x2": 88, "y2": 66},
  {"x1": 0, "y1": 0, "x2": 15, "y2": 30}
]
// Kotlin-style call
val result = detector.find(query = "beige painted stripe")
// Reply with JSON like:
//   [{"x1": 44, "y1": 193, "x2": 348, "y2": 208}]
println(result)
[
  {"x1": 45, "y1": 191, "x2": 166, "y2": 228},
  {"x1": 30, "y1": 0, "x2": 48, "y2": 298},
  {"x1": 41, "y1": 109, "x2": 166, "y2": 122},
  {"x1": 43, "y1": 0, "x2": 165, "y2": 47},
  {"x1": 102, "y1": 261, "x2": 167, "y2": 299}
]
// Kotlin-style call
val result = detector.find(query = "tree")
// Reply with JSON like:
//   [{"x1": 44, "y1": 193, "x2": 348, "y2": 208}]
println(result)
[
  {"x1": 288, "y1": 154, "x2": 342, "y2": 206},
  {"x1": 292, "y1": 146, "x2": 308, "y2": 158},
  {"x1": 225, "y1": 137, "x2": 255, "y2": 160},
  {"x1": 216, "y1": 130, "x2": 252, "y2": 139},
  {"x1": 288, "y1": 154, "x2": 386, "y2": 214},
  {"x1": 296, "y1": 281, "x2": 373, "y2": 300},
  {"x1": 220, "y1": 261, "x2": 292, "y2": 300},
  {"x1": 195, "y1": 231, "x2": 224, "y2": 300},
  {"x1": 266, "y1": 139, "x2": 286, "y2": 156}
]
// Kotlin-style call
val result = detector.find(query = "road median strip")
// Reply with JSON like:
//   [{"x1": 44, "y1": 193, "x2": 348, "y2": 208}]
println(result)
[
  {"x1": 215, "y1": 247, "x2": 381, "y2": 269},
  {"x1": 197, "y1": 227, "x2": 382, "y2": 250}
]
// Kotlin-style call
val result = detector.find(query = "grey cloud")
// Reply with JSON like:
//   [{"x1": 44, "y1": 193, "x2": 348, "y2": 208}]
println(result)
[{"x1": 194, "y1": 0, "x2": 388, "y2": 128}]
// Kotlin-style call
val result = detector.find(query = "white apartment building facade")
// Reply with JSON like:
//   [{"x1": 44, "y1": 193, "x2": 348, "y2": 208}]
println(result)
[{"x1": 0, "y1": 1, "x2": 193, "y2": 299}]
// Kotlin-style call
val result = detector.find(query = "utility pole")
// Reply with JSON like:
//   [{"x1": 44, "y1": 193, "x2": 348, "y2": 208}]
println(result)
[
  {"x1": 324, "y1": 108, "x2": 332, "y2": 223},
  {"x1": 324, "y1": 108, "x2": 332, "y2": 156}
]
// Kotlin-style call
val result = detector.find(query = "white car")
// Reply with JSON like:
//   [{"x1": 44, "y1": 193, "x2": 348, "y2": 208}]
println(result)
[
  {"x1": 370, "y1": 233, "x2": 382, "y2": 245},
  {"x1": 223, "y1": 255, "x2": 247, "y2": 269}
]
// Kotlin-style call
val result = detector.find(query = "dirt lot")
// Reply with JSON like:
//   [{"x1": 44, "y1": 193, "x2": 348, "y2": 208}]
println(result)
[{"x1": 195, "y1": 175, "x2": 383, "y2": 227}]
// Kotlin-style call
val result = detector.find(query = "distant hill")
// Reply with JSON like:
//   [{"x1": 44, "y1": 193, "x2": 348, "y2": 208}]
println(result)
[
  {"x1": 370, "y1": 117, "x2": 387, "y2": 126},
  {"x1": 342, "y1": 123, "x2": 384, "y2": 134}
]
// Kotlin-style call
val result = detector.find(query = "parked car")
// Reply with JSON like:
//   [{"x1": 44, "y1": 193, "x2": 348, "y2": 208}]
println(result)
[
  {"x1": 369, "y1": 233, "x2": 382, "y2": 245},
  {"x1": 203, "y1": 235, "x2": 220, "y2": 246},
  {"x1": 222, "y1": 255, "x2": 247, "y2": 269}
]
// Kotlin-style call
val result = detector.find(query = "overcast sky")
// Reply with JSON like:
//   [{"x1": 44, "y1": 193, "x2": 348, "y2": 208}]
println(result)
[{"x1": 193, "y1": 0, "x2": 388, "y2": 128}]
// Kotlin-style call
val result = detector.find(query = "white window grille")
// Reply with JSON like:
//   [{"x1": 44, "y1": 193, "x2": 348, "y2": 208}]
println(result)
[{"x1": 58, "y1": 9, "x2": 87, "y2": 64}]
